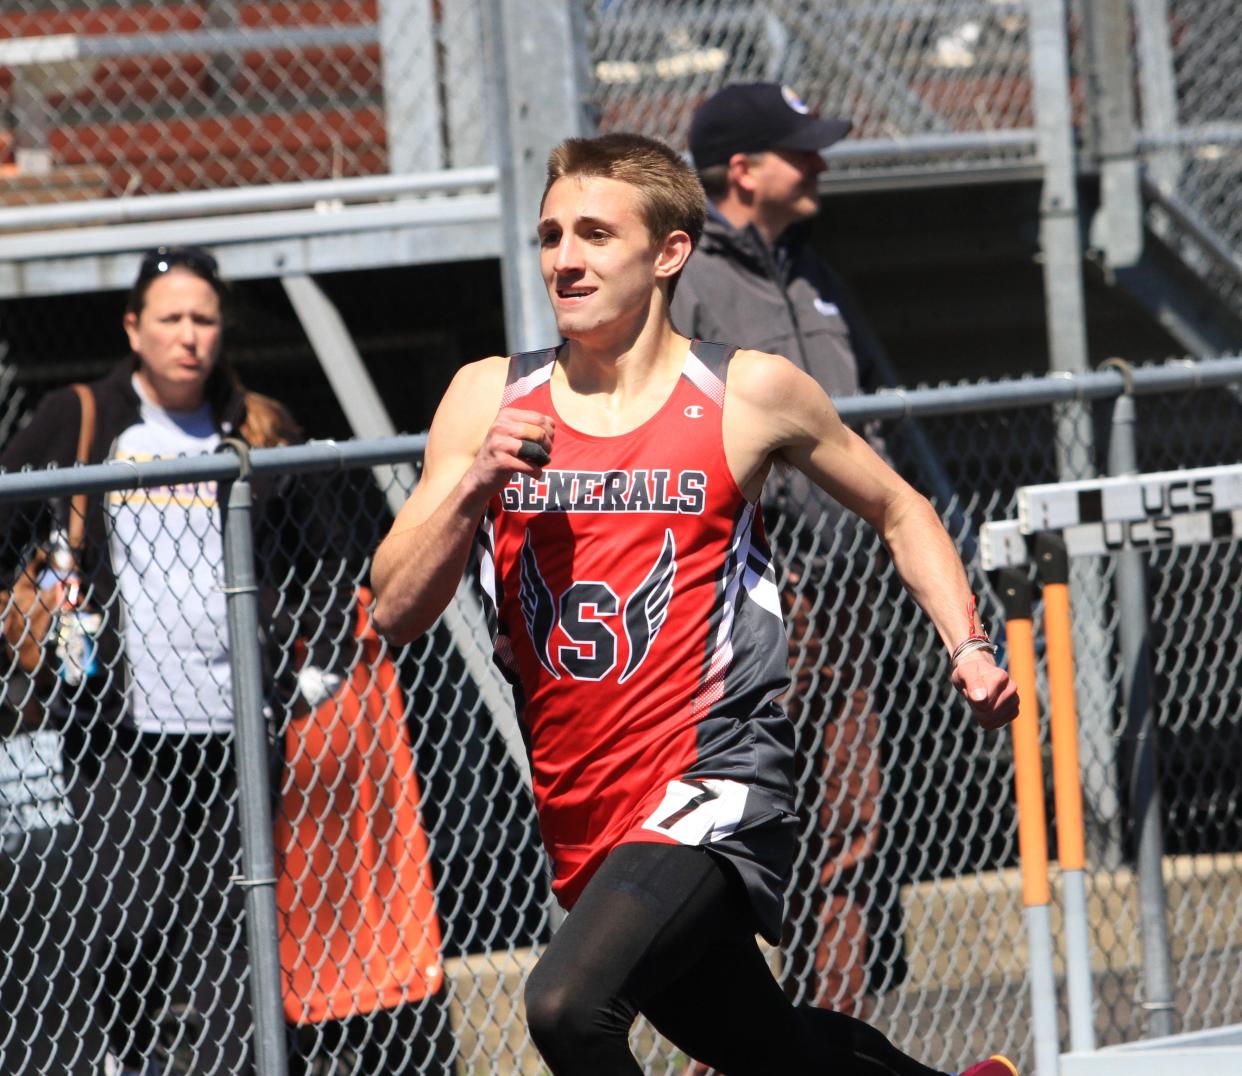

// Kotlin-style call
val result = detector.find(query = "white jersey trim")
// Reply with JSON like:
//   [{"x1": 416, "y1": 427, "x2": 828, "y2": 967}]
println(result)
[
  {"x1": 500, "y1": 355, "x2": 556, "y2": 408},
  {"x1": 682, "y1": 349, "x2": 726, "y2": 408}
]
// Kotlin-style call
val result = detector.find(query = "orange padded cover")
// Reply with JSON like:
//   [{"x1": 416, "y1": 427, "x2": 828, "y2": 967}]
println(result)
[{"x1": 276, "y1": 588, "x2": 444, "y2": 1023}]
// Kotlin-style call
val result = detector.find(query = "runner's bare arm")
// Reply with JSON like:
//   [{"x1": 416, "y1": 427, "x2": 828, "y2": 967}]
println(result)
[
  {"x1": 724, "y1": 350, "x2": 1017, "y2": 730},
  {"x1": 372, "y1": 357, "x2": 554, "y2": 645}
]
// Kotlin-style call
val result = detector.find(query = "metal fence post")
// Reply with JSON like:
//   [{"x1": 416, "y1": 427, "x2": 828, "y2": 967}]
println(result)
[
  {"x1": 1103, "y1": 362, "x2": 1176, "y2": 1039},
  {"x1": 1131, "y1": 0, "x2": 1182, "y2": 195},
  {"x1": 1027, "y1": 0, "x2": 1124, "y2": 871},
  {"x1": 1083, "y1": 0, "x2": 1144, "y2": 268},
  {"x1": 218, "y1": 443, "x2": 289, "y2": 1075},
  {"x1": 482, "y1": 0, "x2": 593, "y2": 353}
]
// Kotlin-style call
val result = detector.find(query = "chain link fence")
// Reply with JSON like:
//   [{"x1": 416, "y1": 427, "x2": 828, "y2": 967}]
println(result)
[
  {"x1": 0, "y1": 358, "x2": 1239, "y2": 1073},
  {"x1": 4, "y1": 2, "x2": 1242, "y2": 382},
  {"x1": 1134, "y1": 0, "x2": 1242, "y2": 238},
  {"x1": 0, "y1": 0, "x2": 457, "y2": 203},
  {"x1": 0, "y1": 0, "x2": 1044, "y2": 206},
  {"x1": 1, "y1": 1, "x2": 1232, "y2": 204},
  {"x1": 1, "y1": 0, "x2": 1241, "y2": 323},
  {"x1": 585, "y1": 0, "x2": 1039, "y2": 175}
]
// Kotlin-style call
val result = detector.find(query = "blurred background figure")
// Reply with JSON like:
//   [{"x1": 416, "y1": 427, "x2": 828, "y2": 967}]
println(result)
[{"x1": 671, "y1": 83, "x2": 900, "y2": 1020}]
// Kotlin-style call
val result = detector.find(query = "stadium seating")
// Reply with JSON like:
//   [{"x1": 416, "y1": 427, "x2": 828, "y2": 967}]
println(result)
[{"x1": 0, "y1": 2, "x2": 388, "y2": 202}]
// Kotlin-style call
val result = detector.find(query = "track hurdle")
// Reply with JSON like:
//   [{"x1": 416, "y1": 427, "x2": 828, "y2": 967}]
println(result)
[
  {"x1": 982, "y1": 458, "x2": 1242, "y2": 1070},
  {"x1": 986, "y1": 528, "x2": 1096, "y2": 1065}
]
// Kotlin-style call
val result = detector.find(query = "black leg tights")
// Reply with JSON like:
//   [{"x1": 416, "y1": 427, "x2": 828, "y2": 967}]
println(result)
[{"x1": 524, "y1": 843, "x2": 946, "y2": 1076}]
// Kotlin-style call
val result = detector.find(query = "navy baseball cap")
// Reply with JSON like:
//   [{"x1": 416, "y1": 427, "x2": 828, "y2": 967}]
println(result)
[{"x1": 688, "y1": 83, "x2": 852, "y2": 169}]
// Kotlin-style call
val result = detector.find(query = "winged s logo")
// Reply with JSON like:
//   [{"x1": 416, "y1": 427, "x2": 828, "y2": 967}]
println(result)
[
  {"x1": 619, "y1": 529, "x2": 677, "y2": 683},
  {"x1": 519, "y1": 532, "x2": 561, "y2": 679}
]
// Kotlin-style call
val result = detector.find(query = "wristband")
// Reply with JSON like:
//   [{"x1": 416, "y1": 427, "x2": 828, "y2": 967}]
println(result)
[
  {"x1": 950, "y1": 637, "x2": 997, "y2": 666},
  {"x1": 950, "y1": 596, "x2": 995, "y2": 667}
]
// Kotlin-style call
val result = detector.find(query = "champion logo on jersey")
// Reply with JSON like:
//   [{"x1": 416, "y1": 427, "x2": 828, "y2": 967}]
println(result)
[
  {"x1": 813, "y1": 297, "x2": 841, "y2": 317},
  {"x1": 684, "y1": 404, "x2": 705, "y2": 419}
]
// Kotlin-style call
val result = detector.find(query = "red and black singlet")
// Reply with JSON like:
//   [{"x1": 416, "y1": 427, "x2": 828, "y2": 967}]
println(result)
[{"x1": 476, "y1": 340, "x2": 796, "y2": 936}]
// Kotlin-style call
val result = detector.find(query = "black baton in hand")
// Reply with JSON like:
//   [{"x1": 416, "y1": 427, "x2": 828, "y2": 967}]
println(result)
[{"x1": 517, "y1": 439, "x2": 550, "y2": 466}]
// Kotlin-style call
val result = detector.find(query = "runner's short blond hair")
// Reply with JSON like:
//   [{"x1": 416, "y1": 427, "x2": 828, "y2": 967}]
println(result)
[{"x1": 543, "y1": 133, "x2": 707, "y2": 251}]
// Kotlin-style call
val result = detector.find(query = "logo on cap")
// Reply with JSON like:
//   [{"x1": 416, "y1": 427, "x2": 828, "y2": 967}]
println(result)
[{"x1": 781, "y1": 86, "x2": 810, "y2": 115}]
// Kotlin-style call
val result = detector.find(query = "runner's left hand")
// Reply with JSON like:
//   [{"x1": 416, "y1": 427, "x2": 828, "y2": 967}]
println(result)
[{"x1": 951, "y1": 654, "x2": 1019, "y2": 731}]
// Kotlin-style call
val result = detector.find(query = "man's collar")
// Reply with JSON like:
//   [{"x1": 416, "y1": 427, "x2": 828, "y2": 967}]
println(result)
[
  {"x1": 707, "y1": 202, "x2": 806, "y2": 251},
  {"x1": 706, "y1": 204, "x2": 809, "y2": 279},
  {"x1": 706, "y1": 202, "x2": 769, "y2": 255}
]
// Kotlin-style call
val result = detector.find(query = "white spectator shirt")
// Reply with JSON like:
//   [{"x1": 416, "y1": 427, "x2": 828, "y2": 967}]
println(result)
[{"x1": 106, "y1": 377, "x2": 233, "y2": 734}]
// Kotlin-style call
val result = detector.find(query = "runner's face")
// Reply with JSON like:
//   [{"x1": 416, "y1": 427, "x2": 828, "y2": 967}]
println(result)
[
  {"x1": 538, "y1": 175, "x2": 665, "y2": 340},
  {"x1": 125, "y1": 268, "x2": 222, "y2": 409}
]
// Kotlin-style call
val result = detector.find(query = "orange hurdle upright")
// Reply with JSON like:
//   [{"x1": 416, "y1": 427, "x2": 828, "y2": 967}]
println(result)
[
  {"x1": 994, "y1": 567, "x2": 1060, "y2": 1076},
  {"x1": 1032, "y1": 534, "x2": 1096, "y2": 1052}
]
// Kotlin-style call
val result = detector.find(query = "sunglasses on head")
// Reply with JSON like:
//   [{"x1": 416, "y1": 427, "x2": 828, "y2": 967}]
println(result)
[{"x1": 137, "y1": 245, "x2": 220, "y2": 282}]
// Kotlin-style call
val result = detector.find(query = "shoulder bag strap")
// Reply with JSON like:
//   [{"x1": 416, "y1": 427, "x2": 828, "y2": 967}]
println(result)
[{"x1": 67, "y1": 383, "x2": 97, "y2": 552}]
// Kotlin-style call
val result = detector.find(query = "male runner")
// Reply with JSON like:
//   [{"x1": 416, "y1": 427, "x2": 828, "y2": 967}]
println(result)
[{"x1": 372, "y1": 133, "x2": 1019, "y2": 1076}]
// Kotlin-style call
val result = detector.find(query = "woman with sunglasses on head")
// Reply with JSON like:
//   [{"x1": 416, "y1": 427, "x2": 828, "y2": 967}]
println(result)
[{"x1": 0, "y1": 247, "x2": 357, "y2": 1074}]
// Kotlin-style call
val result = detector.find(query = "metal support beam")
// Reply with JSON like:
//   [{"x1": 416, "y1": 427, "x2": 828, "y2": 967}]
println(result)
[
  {"x1": 0, "y1": 199, "x2": 502, "y2": 299},
  {"x1": 1109, "y1": 178, "x2": 1242, "y2": 359},
  {"x1": 1028, "y1": 0, "x2": 1090, "y2": 384},
  {"x1": 1027, "y1": 0, "x2": 1122, "y2": 869},
  {"x1": 1111, "y1": 258, "x2": 1242, "y2": 359},
  {"x1": 442, "y1": 0, "x2": 490, "y2": 168},
  {"x1": 279, "y1": 273, "x2": 532, "y2": 788},
  {"x1": 1132, "y1": 0, "x2": 1182, "y2": 195},
  {"x1": 378, "y1": 0, "x2": 444, "y2": 173},
  {"x1": 0, "y1": 167, "x2": 497, "y2": 234},
  {"x1": 1105, "y1": 379, "x2": 1176, "y2": 1040},
  {"x1": 481, "y1": 0, "x2": 593, "y2": 353},
  {"x1": 280, "y1": 273, "x2": 414, "y2": 502},
  {"x1": 1084, "y1": 0, "x2": 1144, "y2": 268}
]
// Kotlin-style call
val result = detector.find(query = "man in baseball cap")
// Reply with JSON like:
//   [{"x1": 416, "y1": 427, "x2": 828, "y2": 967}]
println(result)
[
  {"x1": 688, "y1": 81, "x2": 852, "y2": 169},
  {"x1": 673, "y1": 83, "x2": 901, "y2": 1030}
]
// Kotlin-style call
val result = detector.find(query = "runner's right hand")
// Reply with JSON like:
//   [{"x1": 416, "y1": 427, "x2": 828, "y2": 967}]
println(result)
[{"x1": 464, "y1": 407, "x2": 554, "y2": 500}]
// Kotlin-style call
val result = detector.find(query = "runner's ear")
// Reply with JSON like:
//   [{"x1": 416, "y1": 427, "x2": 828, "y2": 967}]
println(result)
[{"x1": 654, "y1": 229, "x2": 694, "y2": 281}]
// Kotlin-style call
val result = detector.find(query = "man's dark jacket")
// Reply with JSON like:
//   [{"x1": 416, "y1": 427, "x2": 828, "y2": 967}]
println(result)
[{"x1": 670, "y1": 212, "x2": 885, "y2": 525}]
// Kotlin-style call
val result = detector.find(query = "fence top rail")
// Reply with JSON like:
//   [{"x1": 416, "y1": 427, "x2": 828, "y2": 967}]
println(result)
[
  {"x1": 0, "y1": 25, "x2": 378, "y2": 68},
  {"x1": 835, "y1": 356, "x2": 1242, "y2": 423},
  {"x1": 1, "y1": 356, "x2": 1239, "y2": 502},
  {"x1": 0, "y1": 434, "x2": 427, "y2": 504},
  {"x1": 0, "y1": 168, "x2": 500, "y2": 236}
]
